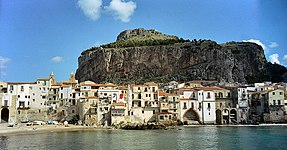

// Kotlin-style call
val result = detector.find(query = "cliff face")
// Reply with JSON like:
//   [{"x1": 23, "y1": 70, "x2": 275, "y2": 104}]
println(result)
[{"x1": 76, "y1": 29, "x2": 267, "y2": 84}]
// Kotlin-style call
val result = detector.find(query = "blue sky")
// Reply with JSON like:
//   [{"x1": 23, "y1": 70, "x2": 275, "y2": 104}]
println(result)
[{"x1": 1, "y1": 0, "x2": 287, "y2": 82}]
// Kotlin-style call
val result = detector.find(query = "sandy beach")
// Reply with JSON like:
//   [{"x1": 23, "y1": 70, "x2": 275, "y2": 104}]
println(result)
[{"x1": 0, "y1": 123, "x2": 105, "y2": 136}]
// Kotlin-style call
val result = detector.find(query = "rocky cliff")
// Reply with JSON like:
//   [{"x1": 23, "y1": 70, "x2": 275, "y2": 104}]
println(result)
[{"x1": 76, "y1": 28, "x2": 269, "y2": 84}]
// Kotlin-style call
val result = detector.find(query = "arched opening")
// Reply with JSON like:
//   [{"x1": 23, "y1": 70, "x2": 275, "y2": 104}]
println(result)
[
  {"x1": 230, "y1": 109, "x2": 237, "y2": 124},
  {"x1": 183, "y1": 108, "x2": 200, "y2": 124},
  {"x1": 222, "y1": 109, "x2": 229, "y2": 124},
  {"x1": 216, "y1": 109, "x2": 222, "y2": 124},
  {"x1": 1, "y1": 108, "x2": 9, "y2": 123}
]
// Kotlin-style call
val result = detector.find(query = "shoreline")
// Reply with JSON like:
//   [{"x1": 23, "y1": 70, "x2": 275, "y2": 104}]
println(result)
[
  {"x1": 183, "y1": 124, "x2": 287, "y2": 127},
  {"x1": 0, "y1": 124, "x2": 106, "y2": 136},
  {"x1": 1, "y1": 123, "x2": 287, "y2": 136}
]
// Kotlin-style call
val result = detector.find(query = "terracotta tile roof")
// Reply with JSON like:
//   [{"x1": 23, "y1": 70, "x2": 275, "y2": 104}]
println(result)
[
  {"x1": 193, "y1": 87, "x2": 227, "y2": 91},
  {"x1": 37, "y1": 78, "x2": 50, "y2": 81},
  {"x1": 8, "y1": 82, "x2": 37, "y2": 85},
  {"x1": 118, "y1": 86, "x2": 128, "y2": 90},
  {"x1": 180, "y1": 98, "x2": 192, "y2": 100},
  {"x1": 159, "y1": 91, "x2": 166, "y2": 96},
  {"x1": 176, "y1": 88, "x2": 194, "y2": 91},
  {"x1": 112, "y1": 102, "x2": 125, "y2": 106}
]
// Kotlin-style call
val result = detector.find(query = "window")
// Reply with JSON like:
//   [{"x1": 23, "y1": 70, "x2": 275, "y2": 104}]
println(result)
[
  {"x1": 21, "y1": 86, "x2": 24, "y2": 92},
  {"x1": 169, "y1": 115, "x2": 172, "y2": 119},
  {"x1": 138, "y1": 94, "x2": 141, "y2": 99},
  {"x1": 279, "y1": 92, "x2": 283, "y2": 95},
  {"x1": 215, "y1": 93, "x2": 217, "y2": 98},
  {"x1": 273, "y1": 92, "x2": 275, "y2": 95},
  {"x1": 144, "y1": 88, "x2": 147, "y2": 92},
  {"x1": 18, "y1": 95, "x2": 20, "y2": 98},
  {"x1": 142, "y1": 110, "x2": 144, "y2": 114},
  {"x1": 10, "y1": 85, "x2": 14, "y2": 91},
  {"x1": 227, "y1": 93, "x2": 230, "y2": 97},
  {"x1": 154, "y1": 94, "x2": 157, "y2": 99},
  {"x1": 208, "y1": 103, "x2": 211, "y2": 108},
  {"x1": 138, "y1": 87, "x2": 140, "y2": 91},
  {"x1": 153, "y1": 110, "x2": 155, "y2": 114},
  {"x1": 160, "y1": 116, "x2": 164, "y2": 120},
  {"x1": 219, "y1": 92, "x2": 223, "y2": 98},
  {"x1": 207, "y1": 92, "x2": 211, "y2": 98},
  {"x1": 25, "y1": 95, "x2": 27, "y2": 98},
  {"x1": 72, "y1": 110, "x2": 75, "y2": 113},
  {"x1": 146, "y1": 94, "x2": 148, "y2": 97},
  {"x1": 199, "y1": 102, "x2": 202, "y2": 110},
  {"x1": 152, "y1": 87, "x2": 155, "y2": 92},
  {"x1": 4, "y1": 100, "x2": 8, "y2": 107},
  {"x1": 28, "y1": 101, "x2": 30, "y2": 105},
  {"x1": 273, "y1": 100, "x2": 276, "y2": 105},
  {"x1": 131, "y1": 112, "x2": 133, "y2": 115},
  {"x1": 183, "y1": 102, "x2": 187, "y2": 109},
  {"x1": 278, "y1": 100, "x2": 281, "y2": 105},
  {"x1": 191, "y1": 102, "x2": 194, "y2": 109}
]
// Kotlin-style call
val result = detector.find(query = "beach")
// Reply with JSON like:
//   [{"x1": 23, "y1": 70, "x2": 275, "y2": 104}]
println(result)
[{"x1": 0, "y1": 123, "x2": 104, "y2": 136}]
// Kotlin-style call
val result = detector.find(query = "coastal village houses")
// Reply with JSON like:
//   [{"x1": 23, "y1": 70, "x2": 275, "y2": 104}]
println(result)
[{"x1": 1, "y1": 73, "x2": 287, "y2": 126}]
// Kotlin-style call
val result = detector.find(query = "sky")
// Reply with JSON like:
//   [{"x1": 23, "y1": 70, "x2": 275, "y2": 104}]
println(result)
[{"x1": 0, "y1": 0, "x2": 287, "y2": 82}]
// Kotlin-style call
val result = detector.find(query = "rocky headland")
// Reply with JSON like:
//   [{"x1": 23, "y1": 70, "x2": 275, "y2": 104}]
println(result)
[{"x1": 76, "y1": 28, "x2": 287, "y2": 84}]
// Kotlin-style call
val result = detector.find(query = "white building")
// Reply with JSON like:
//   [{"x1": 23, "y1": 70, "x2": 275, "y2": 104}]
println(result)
[{"x1": 179, "y1": 87, "x2": 216, "y2": 124}]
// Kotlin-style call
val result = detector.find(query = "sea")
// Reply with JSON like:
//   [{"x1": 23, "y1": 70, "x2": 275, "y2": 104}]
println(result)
[{"x1": 1, "y1": 126, "x2": 287, "y2": 150}]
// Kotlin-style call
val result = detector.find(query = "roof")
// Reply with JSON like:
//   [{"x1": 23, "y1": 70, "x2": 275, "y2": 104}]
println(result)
[
  {"x1": 8, "y1": 82, "x2": 37, "y2": 85},
  {"x1": 193, "y1": 87, "x2": 227, "y2": 91},
  {"x1": 111, "y1": 102, "x2": 125, "y2": 106},
  {"x1": 37, "y1": 78, "x2": 50, "y2": 81},
  {"x1": 176, "y1": 88, "x2": 194, "y2": 91},
  {"x1": 159, "y1": 91, "x2": 178, "y2": 97},
  {"x1": 159, "y1": 91, "x2": 166, "y2": 96},
  {"x1": 118, "y1": 86, "x2": 128, "y2": 90}
]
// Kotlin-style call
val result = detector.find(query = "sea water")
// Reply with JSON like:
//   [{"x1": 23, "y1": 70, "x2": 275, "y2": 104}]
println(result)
[{"x1": 1, "y1": 126, "x2": 287, "y2": 150}]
